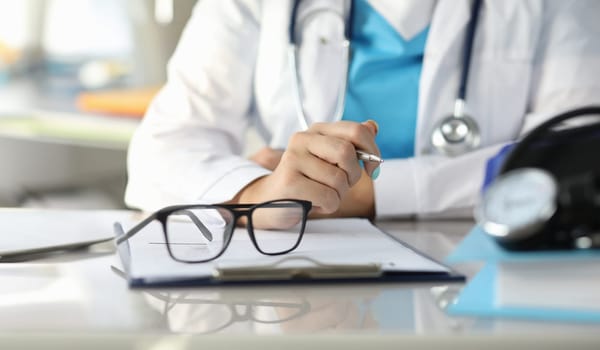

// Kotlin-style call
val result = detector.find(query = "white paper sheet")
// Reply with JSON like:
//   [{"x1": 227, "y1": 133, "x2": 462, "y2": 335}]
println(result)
[
  {"x1": 118, "y1": 217, "x2": 450, "y2": 283},
  {"x1": 0, "y1": 209, "x2": 133, "y2": 258}
]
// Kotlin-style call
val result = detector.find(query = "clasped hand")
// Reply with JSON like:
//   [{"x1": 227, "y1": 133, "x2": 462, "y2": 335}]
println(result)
[{"x1": 235, "y1": 120, "x2": 381, "y2": 221}]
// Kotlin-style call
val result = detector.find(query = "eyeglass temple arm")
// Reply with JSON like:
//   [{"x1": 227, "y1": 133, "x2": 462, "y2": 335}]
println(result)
[
  {"x1": 173, "y1": 209, "x2": 214, "y2": 241},
  {"x1": 114, "y1": 213, "x2": 158, "y2": 245},
  {"x1": 115, "y1": 210, "x2": 215, "y2": 245}
]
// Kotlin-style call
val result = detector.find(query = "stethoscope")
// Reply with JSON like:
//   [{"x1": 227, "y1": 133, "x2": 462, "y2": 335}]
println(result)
[{"x1": 288, "y1": 0, "x2": 483, "y2": 157}]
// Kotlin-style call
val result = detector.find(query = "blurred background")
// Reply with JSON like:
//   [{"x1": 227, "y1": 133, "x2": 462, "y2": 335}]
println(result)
[{"x1": 0, "y1": 0, "x2": 198, "y2": 209}]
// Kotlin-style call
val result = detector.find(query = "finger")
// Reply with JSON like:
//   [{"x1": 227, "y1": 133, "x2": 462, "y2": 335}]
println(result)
[
  {"x1": 280, "y1": 146, "x2": 351, "y2": 203},
  {"x1": 288, "y1": 131, "x2": 362, "y2": 186},
  {"x1": 363, "y1": 119, "x2": 379, "y2": 136},
  {"x1": 304, "y1": 134, "x2": 363, "y2": 186},
  {"x1": 298, "y1": 150, "x2": 352, "y2": 198},
  {"x1": 309, "y1": 121, "x2": 381, "y2": 177},
  {"x1": 309, "y1": 121, "x2": 379, "y2": 154}
]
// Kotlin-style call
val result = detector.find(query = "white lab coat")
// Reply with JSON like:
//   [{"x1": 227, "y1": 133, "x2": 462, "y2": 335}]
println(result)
[{"x1": 125, "y1": 0, "x2": 600, "y2": 218}]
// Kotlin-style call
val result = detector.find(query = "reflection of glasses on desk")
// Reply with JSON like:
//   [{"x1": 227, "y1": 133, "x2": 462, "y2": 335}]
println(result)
[
  {"x1": 114, "y1": 199, "x2": 312, "y2": 263},
  {"x1": 144, "y1": 290, "x2": 312, "y2": 334},
  {"x1": 109, "y1": 265, "x2": 312, "y2": 334}
]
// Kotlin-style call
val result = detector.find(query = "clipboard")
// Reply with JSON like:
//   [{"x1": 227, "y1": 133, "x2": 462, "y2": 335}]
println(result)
[{"x1": 114, "y1": 218, "x2": 464, "y2": 288}]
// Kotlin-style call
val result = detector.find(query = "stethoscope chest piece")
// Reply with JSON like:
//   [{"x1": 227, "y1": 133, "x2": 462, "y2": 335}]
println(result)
[
  {"x1": 429, "y1": 0, "x2": 483, "y2": 157},
  {"x1": 431, "y1": 112, "x2": 480, "y2": 157}
]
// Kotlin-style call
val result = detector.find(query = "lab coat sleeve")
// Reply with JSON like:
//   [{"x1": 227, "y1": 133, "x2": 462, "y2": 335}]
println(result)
[
  {"x1": 374, "y1": 145, "x2": 502, "y2": 219},
  {"x1": 125, "y1": 0, "x2": 270, "y2": 211},
  {"x1": 375, "y1": 0, "x2": 600, "y2": 219}
]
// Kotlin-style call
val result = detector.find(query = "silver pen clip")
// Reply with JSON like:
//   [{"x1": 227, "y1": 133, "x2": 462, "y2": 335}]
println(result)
[{"x1": 356, "y1": 150, "x2": 384, "y2": 163}]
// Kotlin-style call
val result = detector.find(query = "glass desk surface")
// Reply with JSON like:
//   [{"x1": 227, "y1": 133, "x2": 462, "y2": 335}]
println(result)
[{"x1": 1, "y1": 217, "x2": 599, "y2": 350}]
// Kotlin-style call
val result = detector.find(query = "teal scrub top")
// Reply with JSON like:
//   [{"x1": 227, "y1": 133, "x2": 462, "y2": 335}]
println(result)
[{"x1": 342, "y1": 0, "x2": 429, "y2": 159}]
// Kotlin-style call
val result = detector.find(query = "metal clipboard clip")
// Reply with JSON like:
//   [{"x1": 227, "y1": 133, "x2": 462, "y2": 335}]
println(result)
[{"x1": 213, "y1": 256, "x2": 383, "y2": 282}]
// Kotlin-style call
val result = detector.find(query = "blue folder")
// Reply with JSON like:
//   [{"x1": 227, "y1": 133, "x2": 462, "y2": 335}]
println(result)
[
  {"x1": 448, "y1": 263, "x2": 600, "y2": 323},
  {"x1": 446, "y1": 225, "x2": 600, "y2": 264},
  {"x1": 446, "y1": 226, "x2": 600, "y2": 323}
]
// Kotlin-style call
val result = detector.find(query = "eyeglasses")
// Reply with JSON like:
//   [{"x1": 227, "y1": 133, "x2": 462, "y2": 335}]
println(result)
[{"x1": 114, "y1": 199, "x2": 312, "y2": 263}]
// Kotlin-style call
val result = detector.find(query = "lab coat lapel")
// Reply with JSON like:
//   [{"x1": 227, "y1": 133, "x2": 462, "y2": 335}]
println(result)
[
  {"x1": 416, "y1": 0, "x2": 472, "y2": 154},
  {"x1": 293, "y1": 0, "x2": 349, "y2": 126},
  {"x1": 293, "y1": 0, "x2": 347, "y2": 20}
]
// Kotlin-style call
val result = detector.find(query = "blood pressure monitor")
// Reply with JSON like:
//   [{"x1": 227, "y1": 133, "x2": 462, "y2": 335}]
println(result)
[
  {"x1": 477, "y1": 168, "x2": 563, "y2": 250},
  {"x1": 478, "y1": 168, "x2": 557, "y2": 244},
  {"x1": 476, "y1": 106, "x2": 600, "y2": 251}
]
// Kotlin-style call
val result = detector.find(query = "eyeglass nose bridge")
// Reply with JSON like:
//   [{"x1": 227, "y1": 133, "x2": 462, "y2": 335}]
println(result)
[
  {"x1": 227, "y1": 208, "x2": 254, "y2": 227},
  {"x1": 225, "y1": 208, "x2": 267, "y2": 254}
]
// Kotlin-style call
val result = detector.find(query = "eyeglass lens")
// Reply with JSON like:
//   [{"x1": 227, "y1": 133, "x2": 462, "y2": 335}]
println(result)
[
  {"x1": 165, "y1": 208, "x2": 234, "y2": 262},
  {"x1": 250, "y1": 200, "x2": 305, "y2": 254}
]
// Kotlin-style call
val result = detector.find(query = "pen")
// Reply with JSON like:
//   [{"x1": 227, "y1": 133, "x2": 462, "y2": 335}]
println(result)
[{"x1": 356, "y1": 150, "x2": 384, "y2": 163}]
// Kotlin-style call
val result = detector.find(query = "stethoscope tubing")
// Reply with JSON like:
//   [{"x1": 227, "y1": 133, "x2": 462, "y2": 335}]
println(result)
[
  {"x1": 288, "y1": 0, "x2": 482, "y2": 155},
  {"x1": 458, "y1": 0, "x2": 482, "y2": 103}
]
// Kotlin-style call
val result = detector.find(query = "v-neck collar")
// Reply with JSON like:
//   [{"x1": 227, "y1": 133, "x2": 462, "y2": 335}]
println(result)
[{"x1": 367, "y1": 0, "x2": 436, "y2": 40}]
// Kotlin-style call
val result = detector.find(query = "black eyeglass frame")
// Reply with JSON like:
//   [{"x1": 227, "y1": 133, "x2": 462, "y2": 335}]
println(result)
[{"x1": 115, "y1": 199, "x2": 312, "y2": 264}]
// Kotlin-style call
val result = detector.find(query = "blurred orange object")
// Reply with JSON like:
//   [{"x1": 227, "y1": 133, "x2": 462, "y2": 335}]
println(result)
[
  {"x1": 0, "y1": 40, "x2": 20, "y2": 64},
  {"x1": 77, "y1": 87, "x2": 161, "y2": 118}
]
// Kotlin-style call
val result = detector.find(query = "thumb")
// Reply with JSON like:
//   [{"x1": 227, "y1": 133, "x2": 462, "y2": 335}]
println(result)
[{"x1": 362, "y1": 119, "x2": 379, "y2": 137}]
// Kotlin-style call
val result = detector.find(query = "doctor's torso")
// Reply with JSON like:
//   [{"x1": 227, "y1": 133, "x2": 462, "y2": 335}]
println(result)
[
  {"x1": 125, "y1": 0, "x2": 599, "y2": 215},
  {"x1": 252, "y1": 0, "x2": 541, "y2": 152}
]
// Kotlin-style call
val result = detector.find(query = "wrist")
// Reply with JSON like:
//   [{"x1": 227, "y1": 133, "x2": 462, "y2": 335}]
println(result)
[{"x1": 229, "y1": 175, "x2": 269, "y2": 204}]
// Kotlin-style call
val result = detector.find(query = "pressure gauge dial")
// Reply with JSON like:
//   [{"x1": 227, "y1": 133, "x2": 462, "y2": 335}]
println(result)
[{"x1": 476, "y1": 168, "x2": 559, "y2": 243}]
